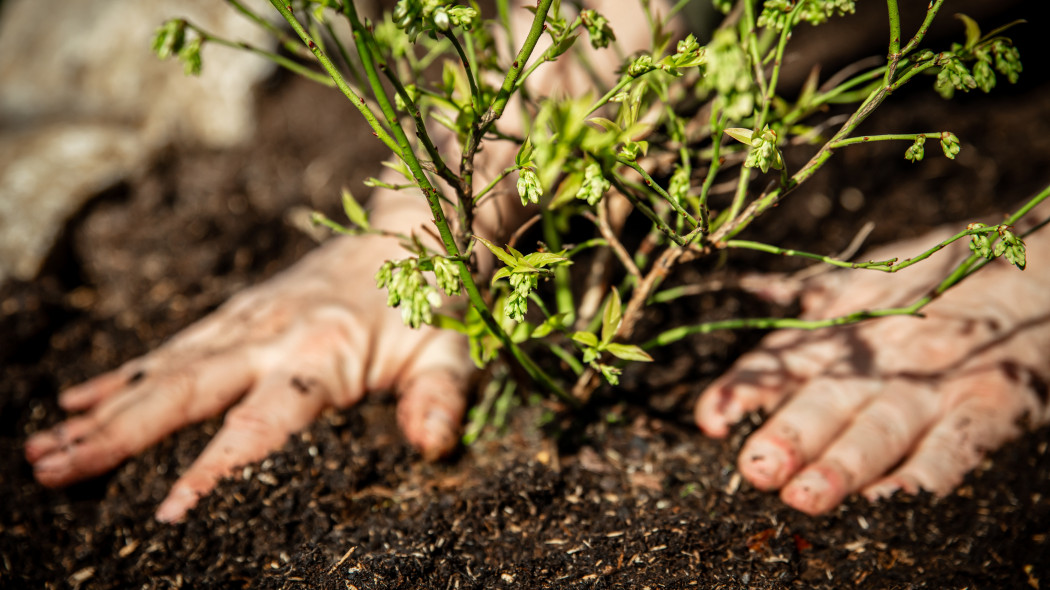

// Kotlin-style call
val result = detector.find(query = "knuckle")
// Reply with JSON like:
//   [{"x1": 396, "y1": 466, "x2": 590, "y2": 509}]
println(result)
[{"x1": 223, "y1": 403, "x2": 283, "y2": 439}]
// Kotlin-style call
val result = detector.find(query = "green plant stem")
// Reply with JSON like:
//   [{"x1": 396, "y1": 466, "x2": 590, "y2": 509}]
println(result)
[
  {"x1": 483, "y1": 0, "x2": 554, "y2": 128},
  {"x1": 324, "y1": 19, "x2": 365, "y2": 89},
  {"x1": 224, "y1": 0, "x2": 313, "y2": 59},
  {"x1": 191, "y1": 25, "x2": 335, "y2": 88},
  {"x1": 697, "y1": 110, "x2": 727, "y2": 235},
  {"x1": 321, "y1": 1, "x2": 569, "y2": 404},
  {"x1": 514, "y1": 16, "x2": 584, "y2": 90},
  {"x1": 828, "y1": 132, "x2": 940, "y2": 149},
  {"x1": 565, "y1": 238, "x2": 608, "y2": 258},
  {"x1": 548, "y1": 343, "x2": 585, "y2": 375},
  {"x1": 888, "y1": 59, "x2": 939, "y2": 91},
  {"x1": 444, "y1": 31, "x2": 483, "y2": 115},
  {"x1": 754, "y1": 1, "x2": 799, "y2": 132},
  {"x1": 900, "y1": 0, "x2": 946, "y2": 56},
  {"x1": 618, "y1": 158, "x2": 698, "y2": 229},
  {"x1": 716, "y1": 0, "x2": 949, "y2": 242},
  {"x1": 642, "y1": 306, "x2": 922, "y2": 349},
  {"x1": 366, "y1": 35, "x2": 460, "y2": 191},
  {"x1": 724, "y1": 225, "x2": 1008, "y2": 272},
  {"x1": 610, "y1": 175, "x2": 686, "y2": 246},
  {"x1": 472, "y1": 166, "x2": 518, "y2": 206},
  {"x1": 652, "y1": 184, "x2": 1050, "y2": 349},
  {"x1": 741, "y1": 0, "x2": 768, "y2": 102},
  {"x1": 266, "y1": 1, "x2": 400, "y2": 156},
  {"x1": 727, "y1": 2, "x2": 800, "y2": 223},
  {"x1": 885, "y1": 0, "x2": 902, "y2": 64},
  {"x1": 542, "y1": 207, "x2": 577, "y2": 323},
  {"x1": 585, "y1": 76, "x2": 634, "y2": 117}
]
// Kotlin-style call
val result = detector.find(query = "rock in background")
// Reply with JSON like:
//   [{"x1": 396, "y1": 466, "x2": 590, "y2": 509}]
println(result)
[{"x1": 0, "y1": 0, "x2": 276, "y2": 283}]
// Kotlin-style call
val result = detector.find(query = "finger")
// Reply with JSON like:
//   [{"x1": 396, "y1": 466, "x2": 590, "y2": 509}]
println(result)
[
  {"x1": 395, "y1": 330, "x2": 471, "y2": 460},
  {"x1": 155, "y1": 370, "x2": 331, "y2": 522},
  {"x1": 58, "y1": 364, "x2": 146, "y2": 412},
  {"x1": 777, "y1": 379, "x2": 939, "y2": 515},
  {"x1": 863, "y1": 370, "x2": 1035, "y2": 500},
  {"x1": 27, "y1": 348, "x2": 257, "y2": 487},
  {"x1": 397, "y1": 368, "x2": 469, "y2": 460},
  {"x1": 736, "y1": 375, "x2": 881, "y2": 491},
  {"x1": 694, "y1": 329, "x2": 844, "y2": 438}
]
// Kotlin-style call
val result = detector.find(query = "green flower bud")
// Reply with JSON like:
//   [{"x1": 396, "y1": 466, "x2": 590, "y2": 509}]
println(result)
[
  {"x1": 581, "y1": 9, "x2": 615, "y2": 49},
  {"x1": 940, "y1": 132, "x2": 960, "y2": 159},
  {"x1": 433, "y1": 256, "x2": 462, "y2": 296},
  {"x1": 151, "y1": 19, "x2": 186, "y2": 61},
  {"x1": 627, "y1": 55, "x2": 655, "y2": 77},
  {"x1": 504, "y1": 291, "x2": 528, "y2": 323},
  {"x1": 904, "y1": 136, "x2": 926, "y2": 163},
  {"x1": 178, "y1": 37, "x2": 202, "y2": 76},
  {"x1": 516, "y1": 166, "x2": 543, "y2": 206},
  {"x1": 743, "y1": 127, "x2": 782, "y2": 174},
  {"x1": 992, "y1": 40, "x2": 1022, "y2": 84},
  {"x1": 668, "y1": 165, "x2": 690, "y2": 205},
  {"x1": 576, "y1": 162, "x2": 610, "y2": 206}
]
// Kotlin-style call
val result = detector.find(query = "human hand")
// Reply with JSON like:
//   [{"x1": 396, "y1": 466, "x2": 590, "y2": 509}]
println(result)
[
  {"x1": 25, "y1": 232, "x2": 470, "y2": 522},
  {"x1": 695, "y1": 228, "x2": 1050, "y2": 514}
]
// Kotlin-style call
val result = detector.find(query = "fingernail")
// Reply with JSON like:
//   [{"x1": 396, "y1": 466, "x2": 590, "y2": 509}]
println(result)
[
  {"x1": 782, "y1": 469, "x2": 835, "y2": 515},
  {"x1": 421, "y1": 409, "x2": 455, "y2": 459},
  {"x1": 31, "y1": 452, "x2": 70, "y2": 487},
  {"x1": 739, "y1": 438, "x2": 790, "y2": 490}
]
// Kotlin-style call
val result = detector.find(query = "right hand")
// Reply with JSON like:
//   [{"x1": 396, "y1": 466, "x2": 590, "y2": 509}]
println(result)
[{"x1": 25, "y1": 232, "x2": 471, "y2": 522}]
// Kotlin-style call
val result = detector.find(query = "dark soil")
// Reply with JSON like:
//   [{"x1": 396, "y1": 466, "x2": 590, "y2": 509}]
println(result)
[{"x1": 3, "y1": 4, "x2": 1050, "y2": 588}]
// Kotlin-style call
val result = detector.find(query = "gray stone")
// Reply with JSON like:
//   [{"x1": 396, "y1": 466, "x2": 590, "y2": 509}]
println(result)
[{"x1": 0, "y1": 0, "x2": 277, "y2": 282}]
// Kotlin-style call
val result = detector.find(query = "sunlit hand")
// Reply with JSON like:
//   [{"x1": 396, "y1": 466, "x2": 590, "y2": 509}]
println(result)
[
  {"x1": 26, "y1": 230, "x2": 470, "y2": 522},
  {"x1": 695, "y1": 227, "x2": 1050, "y2": 514}
]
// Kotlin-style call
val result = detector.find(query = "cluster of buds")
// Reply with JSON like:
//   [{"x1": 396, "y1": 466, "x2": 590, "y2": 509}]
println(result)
[
  {"x1": 904, "y1": 136, "x2": 926, "y2": 163},
  {"x1": 516, "y1": 166, "x2": 543, "y2": 206},
  {"x1": 757, "y1": 0, "x2": 856, "y2": 30},
  {"x1": 580, "y1": 9, "x2": 615, "y2": 49},
  {"x1": 505, "y1": 272, "x2": 539, "y2": 323},
  {"x1": 375, "y1": 259, "x2": 442, "y2": 328},
  {"x1": 392, "y1": 0, "x2": 478, "y2": 42},
  {"x1": 432, "y1": 256, "x2": 462, "y2": 296},
  {"x1": 152, "y1": 19, "x2": 203, "y2": 76},
  {"x1": 968, "y1": 223, "x2": 1027, "y2": 270},
  {"x1": 668, "y1": 165, "x2": 691, "y2": 207},
  {"x1": 576, "y1": 162, "x2": 610, "y2": 206}
]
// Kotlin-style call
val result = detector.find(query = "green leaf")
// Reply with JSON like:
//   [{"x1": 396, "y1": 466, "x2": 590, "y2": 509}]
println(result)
[
  {"x1": 474, "y1": 236, "x2": 518, "y2": 268},
  {"x1": 521, "y1": 252, "x2": 569, "y2": 268},
  {"x1": 724, "y1": 127, "x2": 755, "y2": 146},
  {"x1": 955, "y1": 13, "x2": 982, "y2": 50},
  {"x1": 516, "y1": 136, "x2": 535, "y2": 167},
  {"x1": 433, "y1": 313, "x2": 468, "y2": 334},
  {"x1": 531, "y1": 313, "x2": 570, "y2": 339},
  {"x1": 588, "y1": 117, "x2": 623, "y2": 135},
  {"x1": 981, "y1": 19, "x2": 1027, "y2": 43},
  {"x1": 491, "y1": 267, "x2": 513, "y2": 283},
  {"x1": 341, "y1": 188, "x2": 370, "y2": 230},
  {"x1": 550, "y1": 170, "x2": 584, "y2": 209},
  {"x1": 604, "y1": 343, "x2": 653, "y2": 362},
  {"x1": 550, "y1": 32, "x2": 579, "y2": 58},
  {"x1": 572, "y1": 331, "x2": 599, "y2": 348},
  {"x1": 380, "y1": 159, "x2": 413, "y2": 182},
  {"x1": 600, "y1": 288, "x2": 622, "y2": 346}
]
